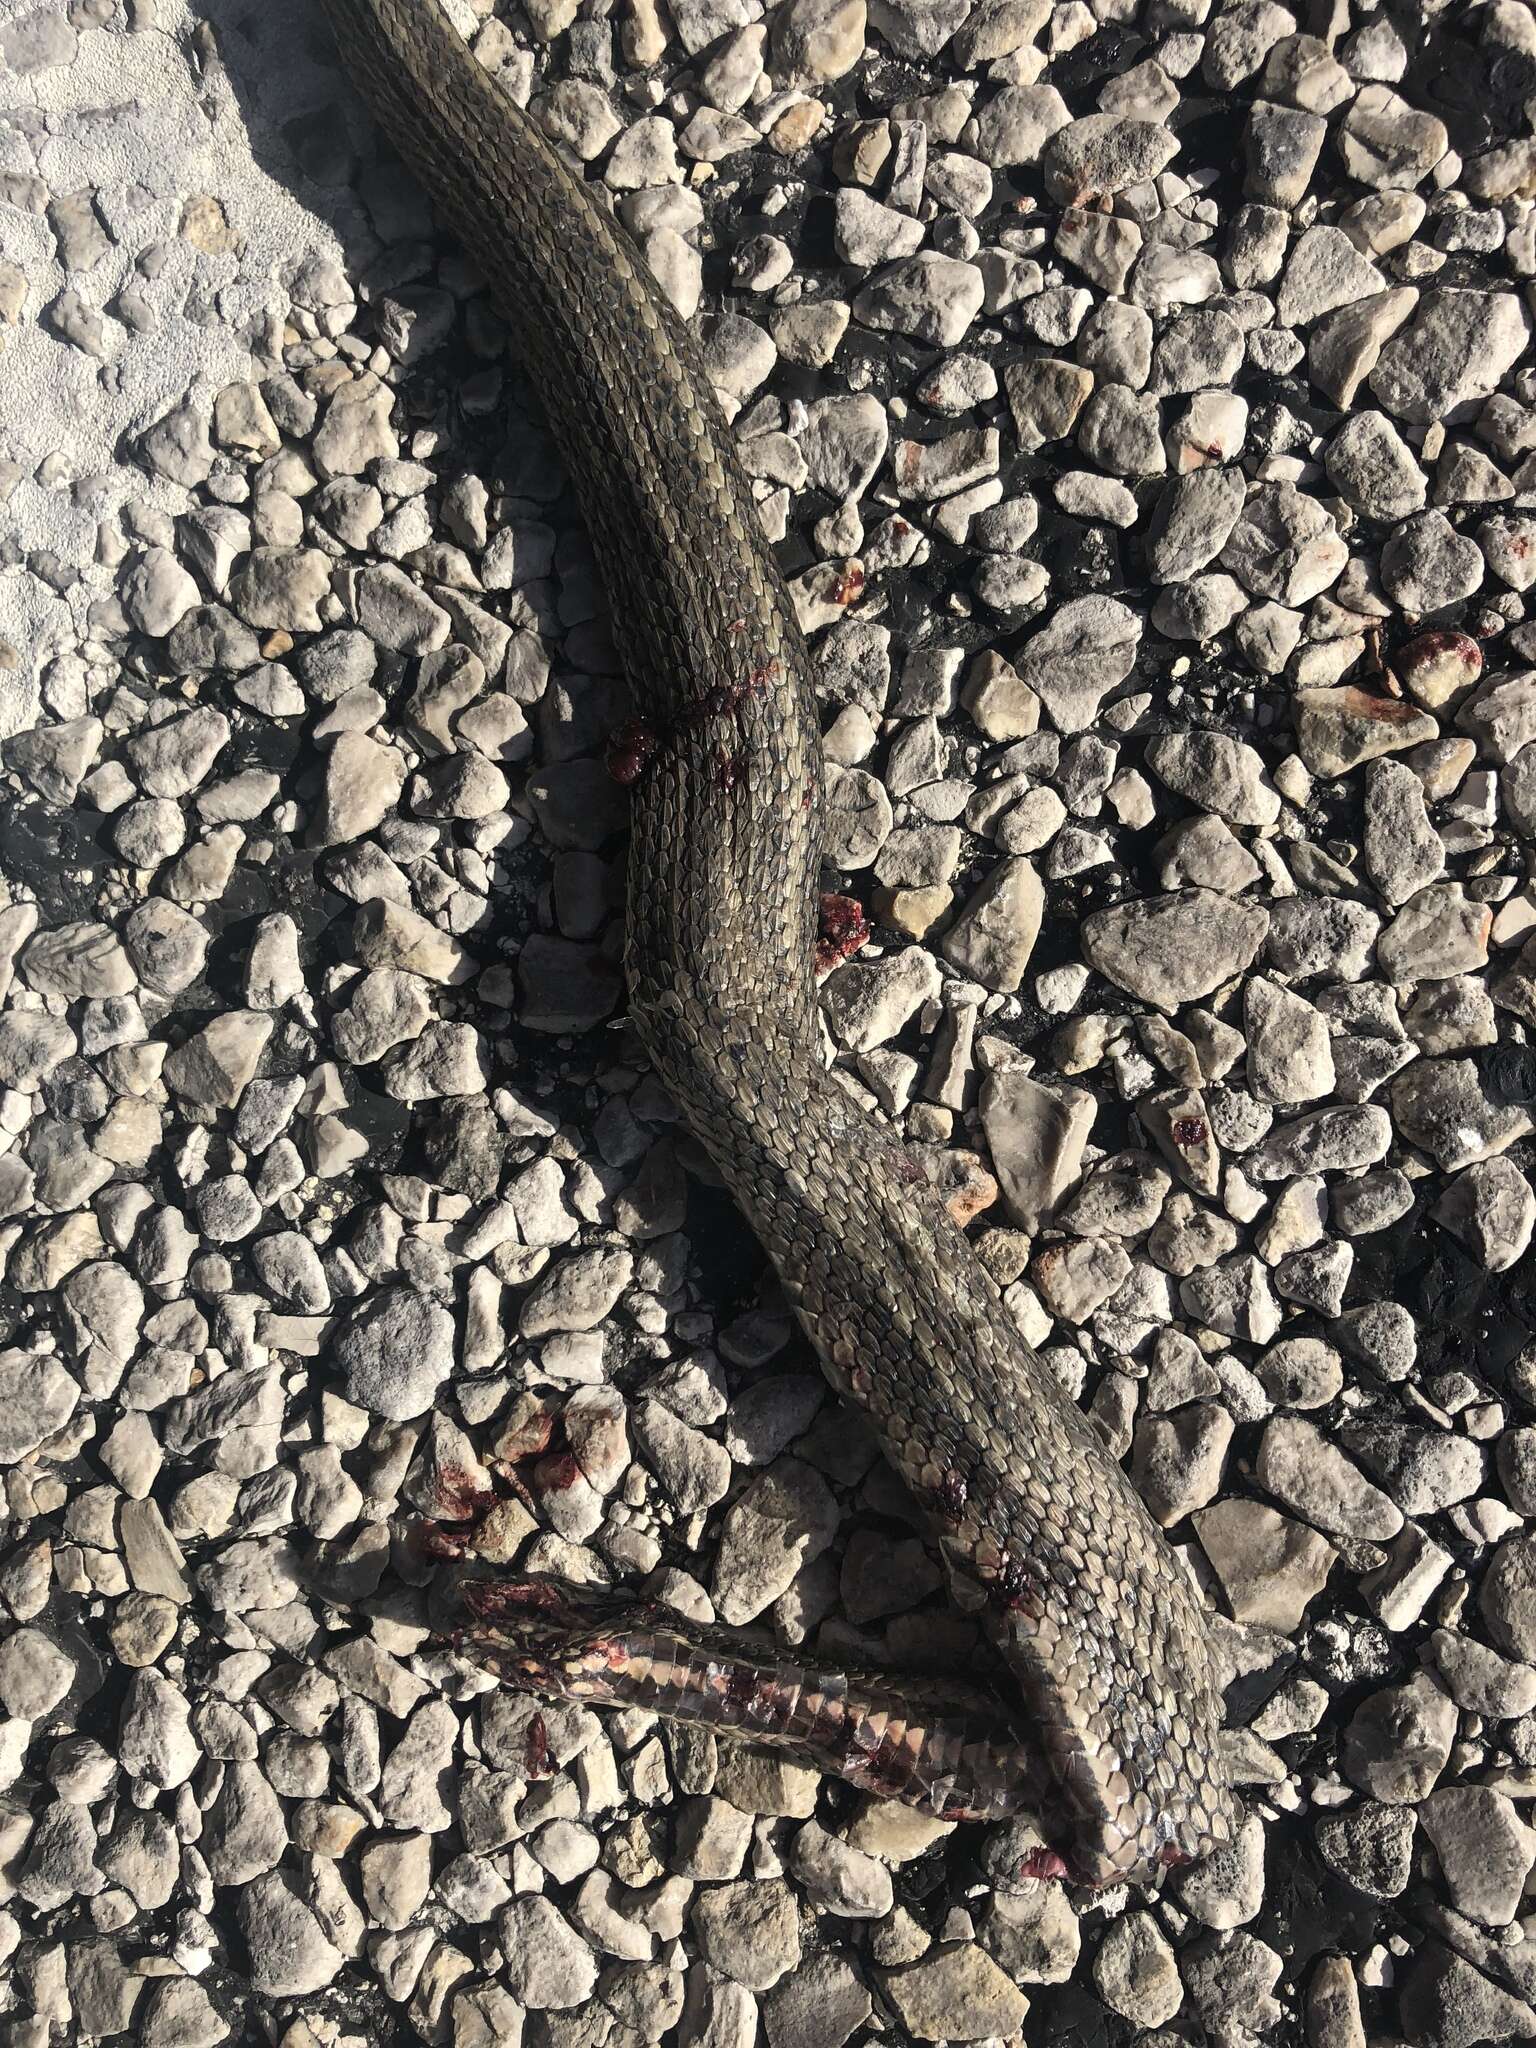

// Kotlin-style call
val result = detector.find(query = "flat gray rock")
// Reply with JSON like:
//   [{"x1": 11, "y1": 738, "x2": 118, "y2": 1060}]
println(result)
[{"x1": 1082, "y1": 889, "x2": 1270, "y2": 1008}]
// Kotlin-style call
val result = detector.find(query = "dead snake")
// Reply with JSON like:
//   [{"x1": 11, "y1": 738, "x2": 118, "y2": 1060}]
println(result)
[{"x1": 314, "y1": 0, "x2": 1236, "y2": 1887}]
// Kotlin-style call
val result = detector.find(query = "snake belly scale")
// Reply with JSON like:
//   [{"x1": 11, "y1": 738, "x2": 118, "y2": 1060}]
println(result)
[{"x1": 314, "y1": 0, "x2": 1236, "y2": 1887}]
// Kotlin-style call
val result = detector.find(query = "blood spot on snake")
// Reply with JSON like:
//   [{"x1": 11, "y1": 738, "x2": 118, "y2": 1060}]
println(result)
[
  {"x1": 606, "y1": 717, "x2": 662, "y2": 785},
  {"x1": 933, "y1": 1470, "x2": 969, "y2": 1522}
]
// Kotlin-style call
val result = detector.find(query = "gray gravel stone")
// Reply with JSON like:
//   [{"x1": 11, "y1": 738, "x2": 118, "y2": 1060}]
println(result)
[
  {"x1": 1196, "y1": 1497, "x2": 1336, "y2": 1631},
  {"x1": 1082, "y1": 889, "x2": 1270, "y2": 1008},
  {"x1": 1392, "y1": 1058, "x2": 1530, "y2": 1171},
  {"x1": 1372, "y1": 288, "x2": 1529, "y2": 425},
  {"x1": 968, "y1": 82, "x2": 1069, "y2": 167},
  {"x1": 1043, "y1": 112, "x2": 1177, "y2": 204},
  {"x1": 1363, "y1": 757, "x2": 1443, "y2": 904},
  {"x1": 1433, "y1": 1158, "x2": 1536, "y2": 1272},
  {"x1": 1421, "y1": 1786, "x2": 1536, "y2": 1926},
  {"x1": 202, "y1": 1761, "x2": 288, "y2": 1886},
  {"x1": 1246, "y1": 99, "x2": 1326, "y2": 207},
  {"x1": 1277, "y1": 224, "x2": 1385, "y2": 328},
  {"x1": 0, "y1": 1627, "x2": 75, "y2": 1720},
  {"x1": 1093, "y1": 1911, "x2": 1181, "y2": 2027},
  {"x1": 787, "y1": 1820, "x2": 893, "y2": 1918},
  {"x1": 852, "y1": 252, "x2": 984, "y2": 348},
  {"x1": 1315, "y1": 1800, "x2": 1415, "y2": 1901},
  {"x1": 1325, "y1": 410, "x2": 1426, "y2": 521},
  {"x1": 1257, "y1": 1415, "x2": 1404, "y2": 1539},
  {"x1": 712, "y1": 1457, "x2": 838, "y2": 1624},
  {"x1": 692, "y1": 1877, "x2": 801, "y2": 1990},
  {"x1": 163, "y1": 1012, "x2": 272, "y2": 1111},
  {"x1": 237, "y1": 1873, "x2": 345, "y2": 1996},
  {"x1": 1398, "y1": 1943, "x2": 1536, "y2": 2048},
  {"x1": 1146, "y1": 467, "x2": 1246, "y2": 582},
  {"x1": 763, "y1": 1948, "x2": 872, "y2": 2048},
  {"x1": 980, "y1": 1070, "x2": 1095, "y2": 1232},
  {"x1": 1221, "y1": 482, "x2": 1348, "y2": 603},
  {"x1": 316, "y1": 731, "x2": 404, "y2": 845},
  {"x1": 335, "y1": 1289, "x2": 455, "y2": 1419},
  {"x1": 1010, "y1": 594, "x2": 1141, "y2": 731},
  {"x1": 880, "y1": 1943, "x2": 1029, "y2": 2041},
  {"x1": 1380, "y1": 510, "x2": 1485, "y2": 612},
  {"x1": 1344, "y1": 1672, "x2": 1458, "y2": 1805},
  {"x1": 940, "y1": 856, "x2": 1044, "y2": 991},
  {"x1": 0, "y1": 1350, "x2": 79, "y2": 1462},
  {"x1": 1293, "y1": 685, "x2": 1438, "y2": 776}
]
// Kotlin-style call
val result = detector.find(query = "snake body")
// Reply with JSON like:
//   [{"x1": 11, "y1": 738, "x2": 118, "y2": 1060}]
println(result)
[
  {"x1": 315, "y1": 0, "x2": 1235, "y2": 1886},
  {"x1": 456, "y1": 1576, "x2": 1053, "y2": 1825}
]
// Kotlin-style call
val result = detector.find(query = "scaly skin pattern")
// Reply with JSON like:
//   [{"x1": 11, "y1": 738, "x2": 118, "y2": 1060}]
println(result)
[
  {"x1": 458, "y1": 1577, "x2": 1049, "y2": 1824},
  {"x1": 315, "y1": 0, "x2": 1236, "y2": 1886}
]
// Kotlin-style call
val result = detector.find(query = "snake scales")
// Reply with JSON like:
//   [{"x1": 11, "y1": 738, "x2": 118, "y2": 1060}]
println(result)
[{"x1": 315, "y1": 0, "x2": 1236, "y2": 1886}]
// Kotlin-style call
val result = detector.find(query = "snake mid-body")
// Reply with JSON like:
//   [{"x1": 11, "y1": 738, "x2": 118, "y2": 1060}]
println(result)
[{"x1": 313, "y1": 0, "x2": 1236, "y2": 1887}]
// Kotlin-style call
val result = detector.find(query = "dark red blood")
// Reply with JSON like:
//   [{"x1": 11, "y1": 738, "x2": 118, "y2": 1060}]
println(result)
[
  {"x1": 891, "y1": 1149, "x2": 927, "y2": 1187},
  {"x1": 498, "y1": 1410, "x2": 559, "y2": 1463},
  {"x1": 535, "y1": 1451, "x2": 583, "y2": 1494},
  {"x1": 525, "y1": 1712, "x2": 551, "y2": 1779},
  {"x1": 686, "y1": 657, "x2": 779, "y2": 729},
  {"x1": 814, "y1": 891, "x2": 870, "y2": 974},
  {"x1": 832, "y1": 563, "x2": 865, "y2": 606},
  {"x1": 460, "y1": 1577, "x2": 569, "y2": 1622},
  {"x1": 606, "y1": 718, "x2": 661, "y2": 785},
  {"x1": 934, "y1": 1470, "x2": 969, "y2": 1522},
  {"x1": 429, "y1": 1463, "x2": 497, "y2": 1524},
  {"x1": 1397, "y1": 626, "x2": 1484, "y2": 678},
  {"x1": 1003, "y1": 1556, "x2": 1040, "y2": 1605},
  {"x1": 413, "y1": 1521, "x2": 472, "y2": 1563},
  {"x1": 831, "y1": 1719, "x2": 910, "y2": 1797},
  {"x1": 1160, "y1": 1841, "x2": 1195, "y2": 1870},
  {"x1": 1019, "y1": 1846, "x2": 1071, "y2": 1882},
  {"x1": 714, "y1": 746, "x2": 746, "y2": 793},
  {"x1": 722, "y1": 1664, "x2": 760, "y2": 1714},
  {"x1": 994, "y1": 1553, "x2": 1043, "y2": 1618},
  {"x1": 1171, "y1": 1117, "x2": 1208, "y2": 1148},
  {"x1": 855, "y1": 1750, "x2": 914, "y2": 1797}
]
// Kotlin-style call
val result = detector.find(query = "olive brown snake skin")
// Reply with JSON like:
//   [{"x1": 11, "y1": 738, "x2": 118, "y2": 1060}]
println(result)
[{"x1": 314, "y1": 0, "x2": 1236, "y2": 1887}]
